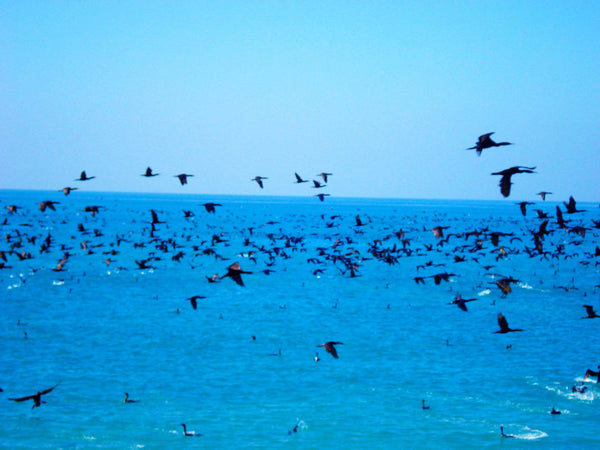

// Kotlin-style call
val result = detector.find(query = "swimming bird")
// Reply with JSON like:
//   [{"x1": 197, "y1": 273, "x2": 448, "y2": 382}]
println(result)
[
  {"x1": 500, "y1": 426, "x2": 515, "y2": 438},
  {"x1": 252, "y1": 176, "x2": 268, "y2": 188},
  {"x1": 582, "y1": 305, "x2": 599, "y2": 319},
  {"x1": 180, "y1": 424, "x2": 201, "y2": 437},
  {"x1": 551, "y1": 407, "x2": 561, "y2": 415},
  {"x1": 491, "y1": 166, "x2": 536, "y2": 198},
  {"x1": 142, "y1": 167, "x2": 159, "y2": 177},
  {"x1": 317, "y1": 341, "x2": 343, "y2": 358},
  {"x1": 187, "y1": 295, "x2": 206, "y2": 310},
  {"x1": 220, "y1": 262, "x2": 252, "y2": 286},
  {"x1": 467, "y1": 132, "x2": 512, "y2": 156},
  {"x1": 563, "y1": 196, "x2": 586, "y2": 214},
  {"x1": 494, "y1": 313, "x2": 523, "y2": 333},
  {"x1": 449, "y1": 294, "x2": 477, "y2": 312},
  {"x1": 422, "y1": 399, "x2": 430, "y2": 410},
  {"x1": 60, "y1": 187, "x2": 78, "y2": 195},
  {"x1": 174, "y1": 174, "x2": 193, "y2": 185},
  {"x1": 293, "y1": 172, "x2": 309, "y2": 184},
  {"x1": 124, "y1": 392, "x2": 139, "y2": 403},
  {"x1": 8, "y1": 384, "x2": 59, "y2": 408},
  {"x1": 584, "y1": 365, "x2": 600, "y2": 382},
  {"x1": 76, "y1": 171, "x2": 95, "y2": 181},
  {"x1": 537, "y1": 191, "x2": 552, "y2": 201}
]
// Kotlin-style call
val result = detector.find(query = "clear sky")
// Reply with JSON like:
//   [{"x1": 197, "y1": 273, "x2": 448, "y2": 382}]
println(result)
[{"x1": 1, "y1": 1, "x2": 599, "y2": 201}]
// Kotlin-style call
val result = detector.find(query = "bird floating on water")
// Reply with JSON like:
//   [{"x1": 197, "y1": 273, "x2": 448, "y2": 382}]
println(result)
[{"x1": 181, "y1": 424, "x2": 202, "y2": 436}]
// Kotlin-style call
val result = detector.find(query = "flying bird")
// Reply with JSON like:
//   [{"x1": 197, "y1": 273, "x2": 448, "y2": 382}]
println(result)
[
  {"x1": 449, "y1": 295, "x2": 478, "y2": 312},
  {"x1": 8, "y1": 384, "x2": 59, "y2": 408},
  {"x1": 293, "y1": 172, "x2": 309, "y2": 184},
  {"x1": 60, "y1": 187, "x2": 78, "y2": 195},
  {"x1": 317, "y1": 341, "x2": 343, "y2": 358},
  {"x1": 536, "y1": 191, "x2": 552, "y2": 201},
  {"x1": 317, "y1": 172, "x2": 333, "y2": 183},
  {"x1": 174, "y1": 174, "x2": 193, "y2": 185},
  {"x1": 220, "y1": 262, "x2": 252, "y2": 286},
  {"x1": 491, "y1": 166, "x2": 536, "y2": 198},
  {"x1": 142, "y1": 167, "x2": 159, "y2": 177},
  {"x1": 76, "y1": 171, "x2": 95, "y2": 181},
  {"x1": 315, "y1": 193, "x2": 330, "y2": 202},
  {"x1": 187, "y1": 295, "x2": 206, "y2": 310},
  {"x1": 516, "y1": 202, "x2": 535, "y2": 217},
  {"x1": 202, "y1": 202, "x2": 222, "y2": 213},
  {"x1": 252, "y1": 176, "x2": 268, "y2": 188},
  {"x1": 467, "y1": 132, "x2": 512, "y2": 156},
  {"x1": 39, "y1": 200, "x2": 59, "y2": 212},
  {"x1": 563, "y1": 196, "x2": 586, "y2": 214},
  {"x1": 582, "y1": 305, "x2": 599, "y2": 319},
  {"x1": 494, "y1": 313, "x2": 523, "y2": 333}
]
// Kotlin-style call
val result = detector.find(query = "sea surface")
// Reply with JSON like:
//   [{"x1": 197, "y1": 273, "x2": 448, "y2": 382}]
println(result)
[{"x1": 1, "y1": 190, "x2": 599, "y2": 449}]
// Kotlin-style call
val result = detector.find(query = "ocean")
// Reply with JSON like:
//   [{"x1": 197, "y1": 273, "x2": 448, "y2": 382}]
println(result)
[{"x1": 1, "y1": 189, "x2": 599, "y2": 449}]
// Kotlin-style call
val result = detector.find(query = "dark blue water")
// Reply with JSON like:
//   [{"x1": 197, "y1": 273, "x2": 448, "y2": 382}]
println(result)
[{"x1": 1, "y1": 190, "x2": 599, "y2": 448}]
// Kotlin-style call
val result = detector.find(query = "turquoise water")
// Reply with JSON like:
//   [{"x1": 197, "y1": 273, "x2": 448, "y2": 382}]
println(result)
[{"x1": 1, "y1": 190, "x2": 599, "y2": 449}]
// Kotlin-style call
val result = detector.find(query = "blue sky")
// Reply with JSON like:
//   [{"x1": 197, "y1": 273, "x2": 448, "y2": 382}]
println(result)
[{"x1": 2, "y1": 1, "x2": 599, "y2": 201}]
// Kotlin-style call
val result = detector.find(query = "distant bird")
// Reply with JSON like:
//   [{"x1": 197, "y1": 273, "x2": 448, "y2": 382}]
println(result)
[
  {"x1": 315, "y1": 193, "x2": 330, "y2": 202},
  {"x1": 181, "y1": 424, "x2": 201, "y2": 437},
  {"x1": 220, "y1": 262, "x2": 252, "y2": 286},
  {"x1": 8, "y1": 384, "x2": 59, "y2": 408},
  {"x1": 174, "y1": 174, "x2": 193, "y2": 185},
  {"x1": 537, "y1": 191, "x2": 552, "y2": 201},
  {"x1": 76, "y1": 171, "x2": 95, "y2": 181},
  {"x1": 252, "y1": 176, "x2": 268, "y2": 188},
  {"x1": 311, "y1": 180, "x2": 326, "y2": 188},
  {"x1": 150, "y1": 210, "x2": 164, "y2": 224},
  {"x1": 39, "y1": 200, "x2": 59, "y2": 212},
  {"x1": 84, "y1": 205, "x2": 101, "y2": 216},
  {"x1": 187, "y1": 295, "x2": 206, "y2": 310},
  {"x1": 202, "y1": 202, "x2": 222, "y2": 213},
  {"x1": 500, "y1": 426, "x2": 515, "y2": 438},
  {"x1": 142, "y1": 167, "x2": 159, "y2": 177},
  {"x1": 317, "y1": 341, "x2": 343, "y2": 358},
  {"x1": 431, "y1": 226, "x2": 449, "y2": 238},
  {"x1": 294, "y1": 172, "x2": 309, "y2": 184},
  {"x1": 491, "y1": 166, "x2": 536, "y2": 197},
  {"x1": 467, "y1": 132, "x2": 512, "y2": 156},
  {"x1": 563, "y1": 196, "x2": 586, "y2": 214},
  {"x1": 124, "y1": 392, "x2": 139, "y2": 403},
  {"x1": 449, "y1": 294, "x2": 477, "y2": 312},
  {"x1": 493, "y1": 277, "x2": 519, "y2": 295},
  {"x1": 584, "y1": 365, "x2": 600, "y2": 382},
  {"x1": 6, "y1": 205, "x2": 20, "y2": 213},
  {"x1": 582, "y1": 305, "x2": 599, "y2": 319},
  {"x1": 431, "y1": 272, "x2": 455, "y2": 285},
  {"x1": 516, "y1": 202, "x2": 535, "y2": 217},
  {"x1": 555, "y1": 206, "x2": 569, "y2": 228},
  {"x1": 317, "y1": 172, "x2": 333, "y2": 183},
  {"x1": 422, "y1": 399, "x2": 430, "y2": 410},
  {"x1": 60, "y1": 187, "x2": 78, "y2": 195},
  {"x1": 551, "y1": 407, "x2": 561, "y2": 415},
  {"x1": 494, "y1": 313, "x2": 523, "y2": 333}
]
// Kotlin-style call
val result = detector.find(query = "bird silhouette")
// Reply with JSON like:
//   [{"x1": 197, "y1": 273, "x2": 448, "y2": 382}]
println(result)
[
  {"x1": 317, "y1": 341, "x2": 343, "y2": 358},
  {"x1": 202, "y1": 203, "x2": 222, "y2": 213},
  {"x1": 467, "y1": 132, "x2": 512, "y2": 156},
  {"x1": 563, "y1": 196, "x2": 586, "y2": 214},
  {"x1": 174, "y1": 174, "x2": 193, "y2": 185},
  {"x1": 187, "y1": 295, "x2": 206, "y2": 310},
  {"x1": 536, "y1": 191, "x2": 552, "y2": 201},
  {"x1": 220, "y1": 262, "x2": 252, "y2": 286},
  {"x1": 494, "y1": 313, "x2": 523, "y2": 333},
  {"x1": 39, "y1": 200, "x2": 60, "y2": 212},
  {"x1": 516, "y1": 202, "x2": 535, "y2": 216},
  {"x1": 582, "y1": 305, "x2": 599, "y2": 319},
  {"x1": 60, "y1": 187, "x2": 78, "y2": 195},
  {"x1": 8, "y1": 384, "x2": 59, "y2": 408},
  {"x1": 181, "y1": 424, "x2": 202, "y2": 437},
  {"x1": 142, "y1": 167, "x2": 159, "y2": 177},
  {"x1": 449, "y1": 294, "x2": 477, "y2": 312},
  {"x1": 76, "y1": 171, "x2": 95, "y2": 181},
  {"x1": 293, "y1": 172, "x2": 309, "y2": 184},
  {"x1": 317, "y1": 172, "x2": 333, "y2": 183},
  {"x1": 315, "y1": 193, "x2": 330, "y2": 202},
  {"x1": 124, "y1": 392, "x2": 139, "y2": 403},
  {"x1": 491, "y1": 166, "x2": 536, "y2": 197},
  {"x1": 252, "y1": 176, "x2": 268, "y2": 188}
]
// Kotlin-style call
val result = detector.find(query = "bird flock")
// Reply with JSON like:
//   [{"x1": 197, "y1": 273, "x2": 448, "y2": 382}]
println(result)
[{"x1": 1, "y1": 134, "x2": 599, "y2": 440}]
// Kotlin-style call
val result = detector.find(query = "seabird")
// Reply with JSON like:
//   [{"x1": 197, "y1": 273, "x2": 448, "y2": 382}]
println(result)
[
  {"x1": 142, "y1": 167, "x2": 159, "y2": 177},
  {"x1": 252, "y1": 176, "x2": 268, "y2": 188},
  {"x1": 76, "y1": 171, "x2": 95, "y2": 181},
  {"x1": 315, "y1": 193, "x2": 330, "y2": 202},
  {"x1": 467, "y1": 132, "x2": 512, "y2": 156},
  {"x1": 124, "y1": 392, "x2": 139, "y2": 403},
  {"x1": 584, "y1": 365, "x2": 600, "y2": 382},
  {"x1": 220, "y1": 262, "x2": 252, "y2": 286},
  {"x1": 537, "y1": 191, "x2": 552, "y2": 201},
  {"x1": 187, "y1": 295, "x2": 206, "y2": 310},
  {"x1": 317, "y1": 341, "x2": 343, "y2": 358},
  {"x1": 422, "y1": 399, "x2": 430, "y2": 410},
  {"x1": 39, "y1": 200, "x2": 59, "y2": 212},
  {"x1": 174, "y1": 174, "x2": 193, "y2": 185},
  {"x1": 202, "y1": 203, "x2": 222, "y2": 213},
  {"x1": 293, "y1": 172, "x2": 309, "y2": 184},
  {"x1": 563, "y1": 196, "x2": 586, "y2": 214},
  {"x1": 317, "y1": 172, "x2": 333, "y2": 183},
  {"x1": 516, "y1": 201, "x2": 535, "y2": 217},
  {"x1": 8, "y1": 384, "x2": 59, "y2": 408},
  {"x1": 491, "y1": 166, "x2": 536, "y2": 198},
  {"x1": 449, "y1": 294, "x2": 477, "y2": 312},
  {"x1": 582, "y1": 305, "x2": 599, "y2": 319},
  {"x1": 181, "y1": 424, "x2": 202, "y2": 437},
  {"x1": 60, "y1": 187, "x2": 78, "y2": 195},
  {"x1": 494, "y1": 313, "x2": 523, "y2": 333}
]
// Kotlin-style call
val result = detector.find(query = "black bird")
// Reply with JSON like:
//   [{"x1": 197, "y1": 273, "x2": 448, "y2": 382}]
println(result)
[
  {"x1": 293, "y1": 172, "x2": 309, "y2": 184},
  {"x1": 584, "y1": 365, "x2": 600, "y2": 382},
  {"x1": 555, "y1": 206, "x2": 569, "y2": 228},
  {"x1": 8, "y1": 384, "x2": 59, "y2": 408},
  {"x1": 39, "y1": 200, "x2": 59, "y2": 212},
  {"x1": 516, "y1": 202, "x2": 535, "y2": 217},
  {"x1": 317, "y1": 341, "x2": 343, "y2": 358},
  {"x1": 564, "y1": 196, "x2": 586, "y2": 214},
  {"x1": 76, "y1": 171, "x2": 95, "y2": 181},
  {"x1": 582, "y1": 305, "x2": 599, "y2": 319},
  {"x1": 181, "y1": 424, "x2": 202, "y2": 437},
  {"x1": 60, "y1": 187, "x2": 78, "y2": 195},
  {"x1": 174, "y1": 174, "x2": 193, "y2": 185},
  {"x1": 467, "y1": 132, "x2": 512, "y2": 156},
  {"x1": 493, "y1": 277, "x2": 519, "y2": 295},
  {"x1": 311, "y1": 180, "x2": 326, "y2": 188},
  {"x1": 537, "y1": 191, "x2": 552, "y2": 201},
  {"x1": 491, "y1": 166, "x2": 536, "y2": 198},
  {"x1": 449, "y1": 294, "x2": 477, "y2": 312},
  {"x1": 142, "y1": 167, "x2": 159, "y2": 177},
  {"x1": 315, "y1": 193, "x2": 330, "y2": 202},
  {"x1": 422, "y1": 399, "x2": 430, "y2": 410},
  {"x1": 494, "y1": 313, "x2": 523, "y2": 333},
  {"x1": 187, "y1": 295, "x2": 206, "y2": 310},
  {"x1": 124, "y1": 392, "x2": 139, "y2": 403},
  {"x1": 317, "y1": 172, "x2": 333, "y2": 183},
  {"x1": 220, "y1": 262, "x2": 252, "y2": 286},
  {"x1": 252, "y1": 176, "x2": 268, "y2": 188},
  {"x1": 150, "y1": 210, "x2": 164, "y2": 224},
  {"x1": 202, "y1": 202, "x2": 222, "y2": 213}
]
